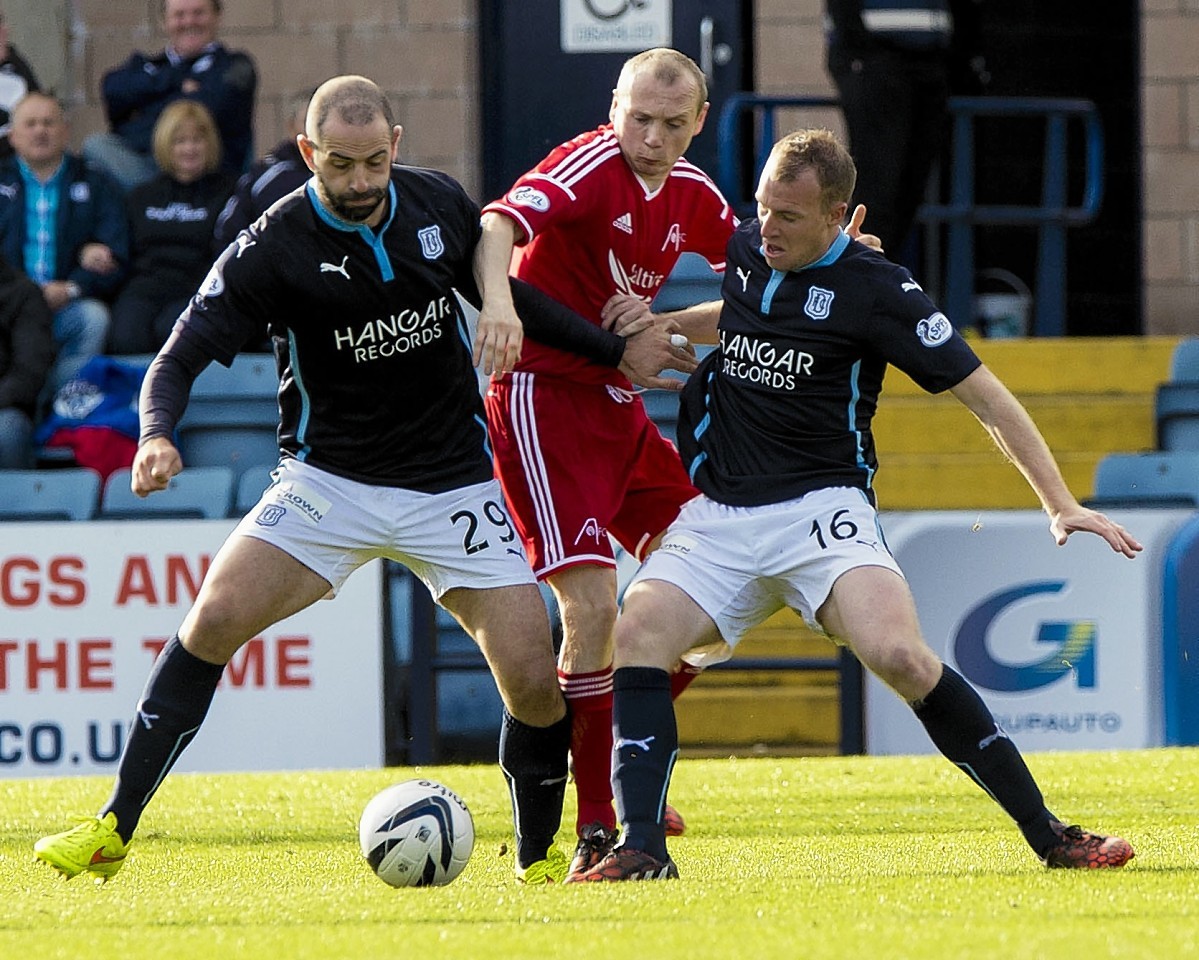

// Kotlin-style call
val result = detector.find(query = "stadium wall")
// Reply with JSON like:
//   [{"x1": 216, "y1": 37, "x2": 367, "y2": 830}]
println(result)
[{"x1": 4, "y1": 1, "x2": 1194, "y2": 336}]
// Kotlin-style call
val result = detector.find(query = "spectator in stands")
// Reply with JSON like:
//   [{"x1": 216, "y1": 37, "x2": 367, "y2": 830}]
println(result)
[
  {"x1": 0, "y1": 253, "x2": 55, "y2": 467},
  {"x1": 0, "y1": 92, "x2": 127, "y2": 399},
  {"x1": 0, "y1": 5, "x2": 41, "y2": 160},
  {"x1": 108, "y1": 100, "x2": 235, "y2": 355},
  {"x1": 84, "y1": 0, "x2": 257, "y2": 192},
  {"x1": 825, "y1": 0, "x2": 988, "y2": 265},
  {"x1": 212, "y1": 90, "x2": 310, "y2": 251}
]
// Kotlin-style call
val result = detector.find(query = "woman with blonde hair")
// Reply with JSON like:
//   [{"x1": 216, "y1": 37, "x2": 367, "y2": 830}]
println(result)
[{"x1": 107, "y1": 99, "x2": 236, "y2": 354}]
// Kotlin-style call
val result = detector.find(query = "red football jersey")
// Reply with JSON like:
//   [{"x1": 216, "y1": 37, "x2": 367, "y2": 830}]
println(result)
[{"x1": 482, "y1": 124, "x2": 736, "y2": 385}]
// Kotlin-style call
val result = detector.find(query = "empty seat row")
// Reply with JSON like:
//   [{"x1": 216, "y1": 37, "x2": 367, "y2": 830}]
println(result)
[
  {"x1": 1086, "y1": 450, "x2": 1199, "y2": 509},
  {"x1": 0, "y1": 465, "x2": 278, "y2": 522},
  {"x1": 1154, "y1": 338, "x2": 1199, "y2": 453}
]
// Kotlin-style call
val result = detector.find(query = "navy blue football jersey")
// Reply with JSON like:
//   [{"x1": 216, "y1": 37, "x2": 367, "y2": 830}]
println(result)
[
  {"x1": 177, "y1": 166, "x2": 493, "y2": 492},
  {"x1": 678, "y1": 220, "x2": 982, "y2": 507}
]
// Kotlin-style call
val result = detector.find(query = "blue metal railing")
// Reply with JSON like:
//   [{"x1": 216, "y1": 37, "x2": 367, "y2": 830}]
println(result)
[
  {"x1": 715, "y1": 93, "x2": 1105, "y2": 337},
  {"x1": 396, "y1": 570, "x2": 865, "y2": 764}
]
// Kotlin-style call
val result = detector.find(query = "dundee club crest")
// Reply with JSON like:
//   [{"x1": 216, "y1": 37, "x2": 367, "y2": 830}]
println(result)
[{"x1": 804, "y1": 286, "x2": 834, "y2": 320}]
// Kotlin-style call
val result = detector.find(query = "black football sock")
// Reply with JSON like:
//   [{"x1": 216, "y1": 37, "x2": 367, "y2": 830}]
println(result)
[
  {"x1": 101, "y1": 635, "x2": 224, "y2": 843},
  {"x1": 611, "y1": 666, "x2": 676, "y2": 861},
  {"x1": 912, "y1": 663, "x2": 1058, "y2": 856},
  {"x1": 498, "y1": 708, "x2": 570, "y2": 869}
]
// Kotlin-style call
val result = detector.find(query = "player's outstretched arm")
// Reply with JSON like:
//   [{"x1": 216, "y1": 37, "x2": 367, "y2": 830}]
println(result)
[
  {"x1": 618, "y1": 325, "x2": 698, "y2": 391},
  {"x1": 472, "y1": 212, "x2": 525, "y2": 375},
  {"x1": 950, "y1": 364, "x2": 1143, "y2": 558},
  {"x1": 602, "y1": 294, "x2": 723, "y2": 346}
]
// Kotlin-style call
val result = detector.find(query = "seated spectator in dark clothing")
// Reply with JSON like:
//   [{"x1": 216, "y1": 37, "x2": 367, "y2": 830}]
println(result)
[
  {"x1": 212, "y1": 91, "x2": 310, "y2": 252},
  {"x1": 0, "y1": 93, "x2": 127, "y2": 401},
  {"x1": 0, "y1": 7, "x2": 42, "y2": 160},
  {"x1": 83, "y1": 0, "x2": 257, "y2": 193},
  {"x1": 0, "y1": 254, "x2": 56, "y2": 467},
  {"x1": 107, "y1": 100, "x2": 235, "y2": 356}
]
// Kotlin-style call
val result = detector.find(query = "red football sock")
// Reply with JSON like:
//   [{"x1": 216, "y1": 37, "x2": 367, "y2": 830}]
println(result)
[
  {"x1": 670, "y1": 662, "x2": 703, "y2": 700},
  {"x1": 558, "y1": 666, "x2": 617, "y2": 834}
]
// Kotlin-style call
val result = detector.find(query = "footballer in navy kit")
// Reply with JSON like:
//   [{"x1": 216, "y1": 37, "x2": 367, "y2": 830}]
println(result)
[
  {"x1": 33, "y1": 75, "x2": 695, "y2": 888},
  {"x1": 678, "y1": 218, "x2": 979, "y2": 507},
  {"x1": 569, "y1": 128, "x2": 1142, "y2": 883}
]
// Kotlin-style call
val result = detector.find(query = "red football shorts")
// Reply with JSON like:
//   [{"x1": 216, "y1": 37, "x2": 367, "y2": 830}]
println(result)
[{"x1": 485, "y1": 372, "x2": 698, "y2": 579}]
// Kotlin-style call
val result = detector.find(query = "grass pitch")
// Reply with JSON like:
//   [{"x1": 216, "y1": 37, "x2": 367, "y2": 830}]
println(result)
[{"x1": 3, "y1": 748, "x2": 1198, "y2": 960}]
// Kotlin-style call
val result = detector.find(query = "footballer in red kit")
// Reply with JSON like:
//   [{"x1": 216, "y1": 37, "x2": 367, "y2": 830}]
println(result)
[{"x1": 479, "y1": 48, "x2": 734, "y2": 878}]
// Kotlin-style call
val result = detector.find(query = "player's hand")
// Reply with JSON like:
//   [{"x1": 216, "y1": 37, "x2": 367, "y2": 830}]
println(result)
[
  {"x1": 473, "y1": 303, "x2": 524, "y2": 376},
  {"x1": 131, "y1": 437, "x2": 183, "y2": 496},
  {"x1": 601, "y1": 293, "x2": 658, "y2": 337},
  {"x1": 1049, "y1": 505, "x2": 1143, "y2": 558},
  {"x1": 847, "y1": 204, "x2": 884, "y2": 253},
  {"x1": 618, "y1": 325, "x2": 698, "y2": 391}
]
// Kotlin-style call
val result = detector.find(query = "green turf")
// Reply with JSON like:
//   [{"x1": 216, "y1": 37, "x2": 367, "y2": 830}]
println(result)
[{"x1": 3, "y1": 748, "x2": 1197, "y2": 959}]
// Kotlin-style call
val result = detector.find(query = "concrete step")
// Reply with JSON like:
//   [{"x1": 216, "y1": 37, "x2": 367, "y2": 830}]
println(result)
[
  {"x1": 675, "y1": 610, "x2": 841, "y2": 752},
  {"x1": 873, "y1": 394, "x2": 1156, "y2": 455},
  {"x1": 883, "y1": 336, "x2": 1179, "y2": 397},
  {"x1": 873, "y1": 451, "x2": 1102, "y2": 510},
  {"x1": 676, "y1": 683, "x2": 840, "y2": 751}
]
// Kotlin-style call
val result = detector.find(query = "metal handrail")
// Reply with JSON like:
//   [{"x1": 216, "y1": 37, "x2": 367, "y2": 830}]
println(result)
[
  {"x1": 399, "y1": 573, "x2": 865, "y2": 763},
  {"x1": 714, "y1": 93, "x2": 1105, "y2": 336}
]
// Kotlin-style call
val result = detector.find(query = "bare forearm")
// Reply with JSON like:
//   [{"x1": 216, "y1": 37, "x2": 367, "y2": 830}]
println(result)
[
  {"x1": 474, "y1": 213, "x2": 519, "y2": 310},
  {"x1": 952, "y1": 365, "x2": 1077, "y2": 516},
  {"x1": 658, "y1": 300, "x2": 722, "y2": 344}
]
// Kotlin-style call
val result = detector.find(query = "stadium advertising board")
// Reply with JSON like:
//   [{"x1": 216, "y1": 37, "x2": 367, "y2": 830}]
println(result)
[
  {"x1": 866, "y1": 510, "x2": 1192, "y2": 755},
  {"x1": 0, "y1": 521, "x2": 383, "y2": 778}
]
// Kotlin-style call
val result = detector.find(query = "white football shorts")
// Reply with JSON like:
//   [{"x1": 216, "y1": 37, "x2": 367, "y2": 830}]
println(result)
[
  {"x1": 629, "y1": 486, "x2": 904, "y2": 667},
  {"x1": 233, "y1": 457, "x2": 536, "y2": 598}
]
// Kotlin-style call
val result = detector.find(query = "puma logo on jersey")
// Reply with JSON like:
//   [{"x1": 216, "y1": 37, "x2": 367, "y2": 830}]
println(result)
[
  {"x1": 615, "y1": 735, "x2": 656, "y2": 752},
  {"x1": 737, "y1": 266, "x2": 751, "y2": 292},
  {"x1": 901, "y1": 279, "x2": 923, "y2": 292},
  {"x1": 320, "y1": 255, "x2": 351, "y2": 279},
  {"x1": 612, "y1": 212, "x2": 633, "y2": 234},
  {"x1": 137, "y1": 708, "x2": 160, "y2": 729},
  {"x1": 234, "y1": 235, "x2": 256, "y2": 258}
]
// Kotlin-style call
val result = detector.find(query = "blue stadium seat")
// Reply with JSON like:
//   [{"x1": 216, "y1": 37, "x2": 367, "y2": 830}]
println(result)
[
  {"x1": 235, "y1": 463, "x2": 277, "y2": 513},
  {"x1": 178, "y1": 354, "x2": 279, "y2": 483},
  {"x1": 1087, "y1": 451, "x2": 1199, "y2": 508},
  {"x1": 1156, "y1": 382, "x2": 1199, "y2": 451},
  {"x1": 0, "y1": 468, "x2": 102, "y2": 521},
  {"x1": 100, "y1": 466, "x2": 235, "y2": 519},
  {"x1": 652, "y1": 253, "x2": 723, "y2": 312},
  {"x1": 640, "y1": 389, "x2": 682, "y2": 444},
  {"x1": 1170, "y1": 338, "x2": 1199, "y2": 383}
]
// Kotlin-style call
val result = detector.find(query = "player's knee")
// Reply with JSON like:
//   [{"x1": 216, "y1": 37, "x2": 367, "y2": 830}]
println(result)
[
  {"x1": 865, "y1": 640, "x2": 941, "y2": 696},
  {"x1": 179, "y1": 599, "x2": 257, "y2": 663},
  {"x1": 499, "y1": 672, "x2": 566, "y2": 726}
]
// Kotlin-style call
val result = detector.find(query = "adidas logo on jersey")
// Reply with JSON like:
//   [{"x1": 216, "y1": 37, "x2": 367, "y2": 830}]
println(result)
[{"x1": 612, "y1": 212, "x2": 633, "y2": 234}]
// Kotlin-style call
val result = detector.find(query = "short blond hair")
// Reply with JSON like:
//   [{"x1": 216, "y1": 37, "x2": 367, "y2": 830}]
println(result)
[
  {"x1": 766, "y1": 129, "x2": 857, "y2": 212},
  {"x1": 615, "y1": 47, "x2": 707, "y2": 115},
  {"x1": 152, "y1": 99, "x2": 222, "y2": 175}
]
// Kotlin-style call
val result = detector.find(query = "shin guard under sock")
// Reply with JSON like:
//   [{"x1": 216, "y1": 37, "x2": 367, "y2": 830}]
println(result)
[
  {"x1": 102, "y1": 636, "x2": 224, "y2": 842},
  {"x1": 558, "y1": 666, "x2": 617, "y2": 833},
  {"x1": 499, "y1": 708, "x2": 570, "y2": 869},
  {"x1": 912, "y1": 664, "x2": 1057, "y2": 855},
  {"x1": 611, "y1": 666, "x2": 675, "y2": 860}
]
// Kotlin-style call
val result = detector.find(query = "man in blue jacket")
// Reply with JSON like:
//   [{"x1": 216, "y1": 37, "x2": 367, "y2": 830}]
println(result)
[
  {"x1": 1, "y1": 92, "x2": 127, "y2": 400},
  {"x1": 84, "y1": 0, "x2": 257, "y2": 191}
]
